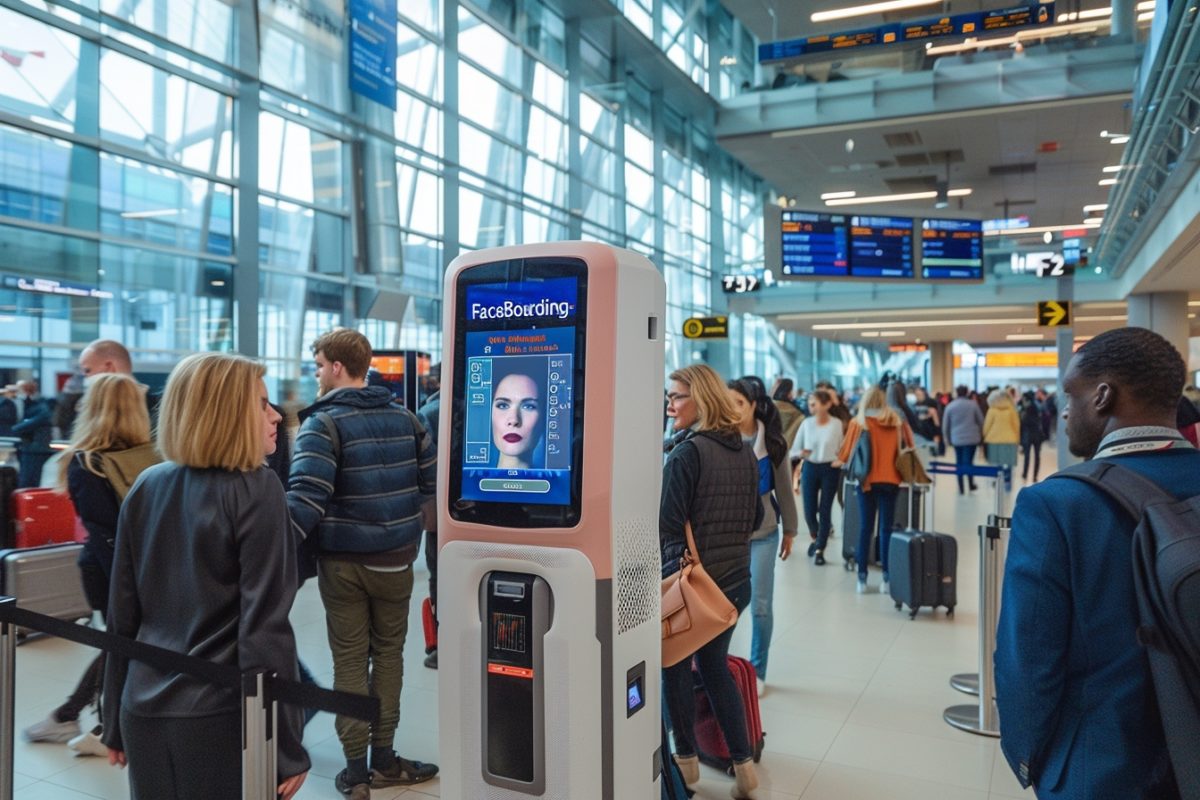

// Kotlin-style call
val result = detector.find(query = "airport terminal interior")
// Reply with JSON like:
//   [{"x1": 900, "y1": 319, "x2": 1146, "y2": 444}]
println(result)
[{"x1": 2, "y1": 0, "x2": 1200, "y2": 795}]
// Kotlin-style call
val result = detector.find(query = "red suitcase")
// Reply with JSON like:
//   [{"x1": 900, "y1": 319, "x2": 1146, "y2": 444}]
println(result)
[
  {"x1": 693, "y1": 655, "x2": 765, "y2": 772},
  {"x1": 11, "y1": 488, "x2": 76, "y2": 549},
  {"x1": 421, "y1": 597, "x2": 437, "y2": 653}
]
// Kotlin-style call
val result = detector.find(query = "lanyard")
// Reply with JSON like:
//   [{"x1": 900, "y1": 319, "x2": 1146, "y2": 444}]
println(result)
[{"x1": 1093, "y1": 434, "x2": 1193, "y2": 460}]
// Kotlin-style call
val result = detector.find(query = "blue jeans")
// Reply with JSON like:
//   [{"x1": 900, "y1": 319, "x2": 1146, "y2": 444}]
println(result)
[
  {"x1": 953, "y1": 444, "x2": 979, "y2": 492},
  {"x1": 800, "y1": 461, "x2": 840, "y2": 551},
  {"x1": 664, "y1": 580, "x2": 753, "y2": 762},
  {"x1": 748, "y1": 532, "x2": 777, "y2": 680},
  {"x1": 856, "y1": 483, "x2": 899, "y2": 582}
]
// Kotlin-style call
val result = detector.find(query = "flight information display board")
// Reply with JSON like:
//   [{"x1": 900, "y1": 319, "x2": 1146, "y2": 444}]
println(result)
[
  {"x1": 848, "y1": 216, "x2": 914, "y2": 278},
  {"x1": 921, "y1": 218, "x2": 983, "y2": 280},
  {"x1": 780, "y1": 211, "x2": 850, "y2": 277}
]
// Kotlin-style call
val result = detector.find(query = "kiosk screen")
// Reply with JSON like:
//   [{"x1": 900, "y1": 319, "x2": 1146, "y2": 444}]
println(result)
[{"x1": 451, "y1": 259, "x2": 587, "y2": 528}]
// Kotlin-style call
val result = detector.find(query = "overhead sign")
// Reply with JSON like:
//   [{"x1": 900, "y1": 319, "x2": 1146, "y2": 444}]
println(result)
[
  {"x1": 3, "y1": 275, "x2": 114, "y2": 300},
  {"x1": 1033, "y1": 254, "x2": 1072, "y2": 278},
  {"x1": 1037, "y1": 301, "x2": 1071, "y2": 327},
  {"x1": 889, "y1": 344, "x2": 929, "y2": 352},
  {"x1": 348, "y1": 0, "x2": 398, "y2": 110},
  {"x1": 759, "y1": 2, "x2": 1053, "y2": 63},
  {"x1": 682, "y1": 316, "x2": 728, "y2": 339},
  {"x1": 721, "y1": 274, "x2": 762, "y2": 293}
]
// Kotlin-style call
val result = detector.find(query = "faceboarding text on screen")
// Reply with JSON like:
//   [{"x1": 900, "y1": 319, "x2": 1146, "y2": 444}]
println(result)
[{"x1": 461, "y1": 277, "x2": 577, "y2": 506}]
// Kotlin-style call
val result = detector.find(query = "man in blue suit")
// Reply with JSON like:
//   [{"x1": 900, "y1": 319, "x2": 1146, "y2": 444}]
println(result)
[{"x1": 995, "y1": 326, "x2": 1195, "y2": 799}]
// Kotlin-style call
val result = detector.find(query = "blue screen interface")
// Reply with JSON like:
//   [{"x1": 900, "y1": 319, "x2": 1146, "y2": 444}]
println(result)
[{"x1": 461, "y1": 277, "x2": 577, "y2": 506}]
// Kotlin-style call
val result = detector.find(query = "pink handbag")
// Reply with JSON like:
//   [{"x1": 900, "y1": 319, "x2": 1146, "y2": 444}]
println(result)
[{"x1": 661, "y1": 521, "x2": 738, "y2": 668}]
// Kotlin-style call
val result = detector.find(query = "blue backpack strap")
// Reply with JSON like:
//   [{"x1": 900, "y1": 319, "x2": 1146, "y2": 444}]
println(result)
[{"x1": 1049, "y1": 460, "x2": 1177, "y2": 522}]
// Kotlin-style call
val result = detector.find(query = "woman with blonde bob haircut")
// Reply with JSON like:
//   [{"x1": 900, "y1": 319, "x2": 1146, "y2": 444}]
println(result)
[
  {"x1": 661, "y1": 363, "x2": 762, "y2": 798},
  {"x1": 24, "y1": 374, "x2": 159, "y2": 754},
  {"x1": 102, "y1": 353, "x2": 310, "y2": 800},
  {"x1": 835, "y1": 385, "x2": 914, "y2": 594}
]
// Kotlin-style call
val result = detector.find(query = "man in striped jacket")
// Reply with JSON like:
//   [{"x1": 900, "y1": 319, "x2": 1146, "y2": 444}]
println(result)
[{"x1": 287, "y1": 328, "x2": 438, "y2": 800}]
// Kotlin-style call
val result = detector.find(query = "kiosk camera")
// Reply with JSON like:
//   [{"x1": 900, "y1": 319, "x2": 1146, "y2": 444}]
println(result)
[{"x1": 437, "y1": 242, "x2": 665, "y2": 799}]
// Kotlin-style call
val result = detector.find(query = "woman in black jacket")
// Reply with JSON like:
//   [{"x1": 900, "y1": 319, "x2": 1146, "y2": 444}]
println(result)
[
  {"x1": 22, "y1": 374, "x2": 159, "y2": 753},
  {"x1": 1018, "y1": 390, "x2": 1046, "y2": 482},
  {"x1": 102, "y1": 353, "x2": 309, "y2": 800},
  {"x1": 662, "y1": 364, "x2": 762, "y2": 799}
]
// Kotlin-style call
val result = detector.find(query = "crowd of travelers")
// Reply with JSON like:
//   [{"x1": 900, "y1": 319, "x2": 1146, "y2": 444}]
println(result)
[{"x1": 7, "y1": 325, "x2": 1200, "y2": 800}]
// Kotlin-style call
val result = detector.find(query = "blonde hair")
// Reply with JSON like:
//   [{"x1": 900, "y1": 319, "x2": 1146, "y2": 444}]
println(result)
[
  {"x1": 854, "y1": 386, "x2": 902, "y2": 428},
  {"x1": 158, "y1": 353, "x2": 267, "y2": 471},
  {"x1": 669, "y1": 364, "x2": 741, "y2": 435},
  {"x1": 57, "y1": 374, "x2": 152, "y2": 489}
]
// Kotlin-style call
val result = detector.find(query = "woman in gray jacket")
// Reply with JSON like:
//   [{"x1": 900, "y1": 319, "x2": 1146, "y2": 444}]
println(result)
[
  {"x1": 729, "y1": 377, "x2": 798, "y2": 698},
  {"x1": 102, "y1": 353, "x2": 309, "y2": 800}
]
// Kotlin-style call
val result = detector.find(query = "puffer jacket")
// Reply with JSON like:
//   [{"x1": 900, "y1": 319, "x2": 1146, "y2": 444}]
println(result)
[
  {"x1": 660, "y1": 429, "x2": 761, "y2": 594},
  {"x1": 287, "y1": 386, "x2": 436, "y2": 565}
]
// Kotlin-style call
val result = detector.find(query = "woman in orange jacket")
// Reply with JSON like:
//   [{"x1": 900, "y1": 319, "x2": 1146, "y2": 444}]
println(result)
[{"x1": 834, "y1": 386, "x2": 914, "y2": 595}]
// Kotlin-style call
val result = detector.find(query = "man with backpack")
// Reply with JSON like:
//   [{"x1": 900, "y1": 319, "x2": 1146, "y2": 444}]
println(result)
[
  {"x1": 995, "y1": 326, "x2": 1198, "y2": 800},
  {"x1": 287, "y1": 329, "x2": 439, "y2": 800}
]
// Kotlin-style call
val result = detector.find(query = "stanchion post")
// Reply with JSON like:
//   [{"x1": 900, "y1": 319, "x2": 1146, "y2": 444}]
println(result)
[
  {"x1": 0, "y1": 597, "x2": 15, "y2": 800},
  {"x1": 944, "y1": 524, "x2": 1003, "y2": 737},
  {"x1": 242, "y1": 671, "x2": 274, "y2": 800}
]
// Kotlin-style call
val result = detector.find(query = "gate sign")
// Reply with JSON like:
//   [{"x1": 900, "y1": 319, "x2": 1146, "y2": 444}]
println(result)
[
  {"x1": 682, "y1": 316, "x2": 729, "y2": 339},
  {"x1": 349, "y1": 0, "x2": 398, "y2": 109},
  {"x1": 1037, "y1": 301, "x2": 1071, "y2": 327}
]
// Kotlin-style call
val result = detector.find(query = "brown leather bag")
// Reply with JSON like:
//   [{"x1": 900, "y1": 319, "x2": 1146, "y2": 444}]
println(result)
[{"x1": 661, "y1": 521, "x2": 738, "y2": 668}]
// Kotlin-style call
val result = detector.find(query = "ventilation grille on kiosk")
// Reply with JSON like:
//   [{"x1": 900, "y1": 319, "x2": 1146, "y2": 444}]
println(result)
[{"x1": 615, "y1": 517, "x2": 659, "y2": 634}]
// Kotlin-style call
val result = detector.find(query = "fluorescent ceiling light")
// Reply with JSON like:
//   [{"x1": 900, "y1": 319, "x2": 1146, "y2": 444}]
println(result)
[
  {"x1": 1137, "y1": 1, "x2": 1156, "y2": 10},
  {"x1": 1084, "y1": 217, "x2": 1105, "y2": 225},
  {"x1": 1006, "y1": 334, "x2": 1045, "y2": 341},
  {"x1": 1137, "y1": 11, "x2": 1155, "y2": 20},
  {"x1": 925, "y1": 20, "x2": 1108, "y2": 55},
  {"x1": 984, "y1": 222, "x2": 1102, "y2": 237},
  {"x1": 1102, "y1": 165, "x2": 1126, "y2": 172},
  {"x1": 811, "y1": 0, "x2": 940, "y2": 23},
  {"x1": 1099, "y1": 178, "x2": 1118, "y2": 186},
  {"x1": 825, "y1": 188, "x2": 970, "y2": 206},
  {"x1": 120, "y1": 208, "x2": 184, "y2": 219},
  {"x1": 820, "y1": 191, "x2": 857, "y2": 200},
  {"x1": 809, "y1": 315, "x2": 1127, "y2": 331},
  {"x1": 1083, "y1": 203, "x2": 1108, "y2": 213},
  {"x1": 1077, "y1": 7, "x2": 1112, "y2": 18},
  {"x1": 860, "y1": 331, "x2": 880, "y2": 337},
  {"x1": 1111, "y1": 135, "x2": 1131, "y2": 144},
  {"x1": 878, "y1": 331, "x2": 906, "y2": 337}
]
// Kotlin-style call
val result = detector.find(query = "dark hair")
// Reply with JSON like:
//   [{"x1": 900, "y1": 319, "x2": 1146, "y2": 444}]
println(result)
[
  {"x1": 1072, "y1": 327, "x2": 1186, "y2": 415},
  {"x1": 956, "y1": 385, "x2": 970, "y2": 397},
  {"x1": 730, "y1": 377, "x2": 788, "y2": 467},
  {"x1": 810, "y1": 389, "x2": 833, "y2": 406},
  {"x1": 772, "y1": 378, "x2": 794, "y2": 402}
]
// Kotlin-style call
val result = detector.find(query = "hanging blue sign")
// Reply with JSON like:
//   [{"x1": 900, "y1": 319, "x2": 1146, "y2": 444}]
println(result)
[
  {"x1": 349, "y1": 0, "x2": 397, "y2": 110},
  {"x1": 759, "y1": 2, "x2": 1053, "y2": 64}
]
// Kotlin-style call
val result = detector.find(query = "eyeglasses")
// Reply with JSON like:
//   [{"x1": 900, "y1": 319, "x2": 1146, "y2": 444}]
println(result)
[{"x1": 666, "y1": 392, "x2": 691, "y2": 403}]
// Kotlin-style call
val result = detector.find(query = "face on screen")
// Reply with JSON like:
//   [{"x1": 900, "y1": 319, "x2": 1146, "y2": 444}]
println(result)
[{"x1": 492, "y1": 373, "x2": 543, "y2": 468}]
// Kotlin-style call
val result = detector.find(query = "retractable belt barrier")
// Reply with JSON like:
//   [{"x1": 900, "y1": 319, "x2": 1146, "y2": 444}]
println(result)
[{"x1": 0, "y1": 597, "x2": 380, "y2": 800}]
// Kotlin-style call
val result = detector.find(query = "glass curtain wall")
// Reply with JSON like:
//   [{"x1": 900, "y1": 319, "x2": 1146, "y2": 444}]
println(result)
[{"x1": 0, "y1": 0, "x2": 871, "y2": 403}]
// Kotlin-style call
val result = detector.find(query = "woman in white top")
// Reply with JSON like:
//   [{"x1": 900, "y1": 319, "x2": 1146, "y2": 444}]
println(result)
[{"x1": 794, "y1": 389, "x2": 845, "y2": 566}]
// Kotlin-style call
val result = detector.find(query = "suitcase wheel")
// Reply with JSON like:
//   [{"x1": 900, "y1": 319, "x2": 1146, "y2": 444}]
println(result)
[
  {"x1": 894, "y1": 601, "x2": 902, "y2": 611},
  {"x1": 946, "y1": 607, "x2": 955, "y2": 619},
  {"x1": 908, "y1": 608, "x2": 919, "y2": 620}
]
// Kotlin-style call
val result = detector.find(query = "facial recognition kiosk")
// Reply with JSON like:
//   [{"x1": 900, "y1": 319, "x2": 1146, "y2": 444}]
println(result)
[{"x1": 437, "y1": 242, "x2": 665, "y2": 799}]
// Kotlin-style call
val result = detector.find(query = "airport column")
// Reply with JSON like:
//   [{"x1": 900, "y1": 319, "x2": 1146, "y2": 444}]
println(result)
[
  {"x1": 1128, "y1": 292, "x2": 1191, "y2": 364},
  {"x1": 1110, "y1": 0, "x2": 1136, "y2": 38},
  {"x1": 930, "y1": 341, "x2": 953, "y2": 393},
  {"x1": 234, "y1": 0, "x2": 261, "y2": 357},
  {"x1": 1055, "y1": 273, "x2": 1076, "y2": 468}
]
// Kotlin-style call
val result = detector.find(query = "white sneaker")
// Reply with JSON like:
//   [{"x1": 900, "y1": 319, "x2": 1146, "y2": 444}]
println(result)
[
  {"x1": 880, "y1": 580, "x2": 891, "y2": 596},
  {"x1": 756, "y1": 677, "x2": 766, "y2": 698},
  {"x1": 856, "y1": 579, "x2": 869, "y2": 594},
  {"x1": 68, "y1": 727, "x2": 107, "y2": 757},
  {"x1": 23, "y1": 714, "x2": 80, "y2": 744}
]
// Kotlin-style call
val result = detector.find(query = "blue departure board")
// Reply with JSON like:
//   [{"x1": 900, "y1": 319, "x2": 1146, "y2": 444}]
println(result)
[
  {"x1": 921, "y1": 218, "x2": 983, "y2": 279},
  {"x1": 780, "y1": 211, "x2": 850, "y2": 277},
  {"x1": 848, "y1": 216, "x2": 914, "y2": 278}
]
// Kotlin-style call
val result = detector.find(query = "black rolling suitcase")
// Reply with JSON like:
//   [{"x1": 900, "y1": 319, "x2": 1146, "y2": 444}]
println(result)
[
  {"x1": 0, "y1": 543, "x2": 91, "y2": 636},
  {"x1": 843, "y1": 482, "x2": 926, "y2": 570},
  {"x1": 888, "y1": 528, "x2": 957, "y2": 619}
]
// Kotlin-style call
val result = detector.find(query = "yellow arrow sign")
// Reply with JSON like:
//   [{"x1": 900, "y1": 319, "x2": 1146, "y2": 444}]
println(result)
[{"x1": 1037, "y1": 301, "x2": 1071, "y2": 327}]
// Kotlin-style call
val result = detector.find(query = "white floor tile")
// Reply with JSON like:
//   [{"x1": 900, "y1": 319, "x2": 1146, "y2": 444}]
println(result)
[{"x1": 799, "y1": 761, "x2": 991, "y2": 800}]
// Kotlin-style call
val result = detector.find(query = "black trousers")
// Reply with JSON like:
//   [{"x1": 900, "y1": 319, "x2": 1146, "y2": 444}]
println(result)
[{"x1": 121, "y1": 709, "x2": 242, "y2": 800}]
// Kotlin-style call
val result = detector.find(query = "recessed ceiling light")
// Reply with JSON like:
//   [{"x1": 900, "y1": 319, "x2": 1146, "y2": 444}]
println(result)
[
  {"x1": 1083, "y1": 203, "x2": 1108, "y2": 213},
  {"x1": 811, "y1": 0, "x2": 940, "y2": 23},
  {"x1": 1102, "y1": 165, "x2": 1128, "y2": 172},
  {"x1": 1099, "y1": 178, "x2": 1118, "y2": 186},
  {"x1": 861, "y1": 331, "x2": 880, "y2": 337},
  {"x1": 820, "y1": 191, "x2": 857, "y2": 200},
  {"x1": 878, "y1": 331, "x2": 906, "y2": 337},
  {"x1": 1111, "y1": 135, "x2": 1131, "y2": 144},
  {"x1": 1007, "y1": 334, "x2": 1045, "y2": 341}
]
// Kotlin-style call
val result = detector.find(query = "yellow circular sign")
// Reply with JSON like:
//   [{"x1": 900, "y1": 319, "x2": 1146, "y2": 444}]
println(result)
[{"x1": 682, "y1": 318, "x2": 704, "y2": 339}]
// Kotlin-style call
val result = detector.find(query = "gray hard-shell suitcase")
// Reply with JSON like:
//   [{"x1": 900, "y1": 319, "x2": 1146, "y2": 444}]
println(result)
[
  {"x1": 888, "y1": 530, "x2": 957, "y2": 619},
  {"x1": 0, "y1": 544, "x2": 90, "y2": 636}
]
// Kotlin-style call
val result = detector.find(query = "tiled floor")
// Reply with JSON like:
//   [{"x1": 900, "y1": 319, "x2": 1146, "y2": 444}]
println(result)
[{"x1": 8, "y1": 453, "x2": 1048, "y2": 799}]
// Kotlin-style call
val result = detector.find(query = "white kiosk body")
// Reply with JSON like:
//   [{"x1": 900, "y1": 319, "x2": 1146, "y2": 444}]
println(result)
[{"x1": 437, "y1": 242, "x2": 665, "y2": 799}]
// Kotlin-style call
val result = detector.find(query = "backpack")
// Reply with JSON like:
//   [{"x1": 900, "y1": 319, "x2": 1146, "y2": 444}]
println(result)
[
  {"x1": 845, "y1": 423, "x2": 872, "y2": 484},
  {"x1": 1051, "y1": 459, "x2": 1200, "y2": 798}
]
